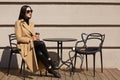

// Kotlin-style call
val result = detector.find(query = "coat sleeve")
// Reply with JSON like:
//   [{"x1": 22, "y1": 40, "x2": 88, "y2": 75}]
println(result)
[{"x1": 15, "y1": 21, "x2": 30, "y2": 43}]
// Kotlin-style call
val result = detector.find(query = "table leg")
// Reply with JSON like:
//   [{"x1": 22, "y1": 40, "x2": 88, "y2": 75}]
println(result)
[
  {"x1": 57, "y1": 41, "x2": 62, "y2": 65},
  {"x1": 60, "y1": 41, "x2": 63, "y2": 61},
  {"x1": 58, "y1": 41, "x2": 73, "y2": 69}
]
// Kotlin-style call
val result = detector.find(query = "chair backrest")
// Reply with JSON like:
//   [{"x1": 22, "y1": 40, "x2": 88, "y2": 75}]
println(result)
[
  {"x1": 81, "y1": 33, "x2": 105, "y2": 49},
  {"x1": 9, "y1": 33, "x2": 20, "y2": 53}
]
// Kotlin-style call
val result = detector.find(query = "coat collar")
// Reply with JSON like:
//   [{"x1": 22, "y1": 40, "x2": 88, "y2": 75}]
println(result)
[{"x1": 20, "y1": 19, "x2": 34, "y2": 36}]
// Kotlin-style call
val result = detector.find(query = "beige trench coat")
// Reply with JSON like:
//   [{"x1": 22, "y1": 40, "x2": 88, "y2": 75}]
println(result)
[{"x1": 15, "y1": 19, "x2": 45, "y2": 73}]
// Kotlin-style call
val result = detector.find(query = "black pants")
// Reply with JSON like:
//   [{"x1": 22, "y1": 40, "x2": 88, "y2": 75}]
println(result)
[{"x1": 34, "y1": 41, "x2": 54, "y2": 69}]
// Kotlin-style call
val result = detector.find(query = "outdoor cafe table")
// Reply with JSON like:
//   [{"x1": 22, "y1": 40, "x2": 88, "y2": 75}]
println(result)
[{"x1": 43, "y1": 38, "x2": 77, "y2": 69}]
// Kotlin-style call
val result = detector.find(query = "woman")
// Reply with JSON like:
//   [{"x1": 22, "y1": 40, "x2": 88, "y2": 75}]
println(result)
[{"x1": 15, "y1": 5, "x2": 61, "y2": 78}]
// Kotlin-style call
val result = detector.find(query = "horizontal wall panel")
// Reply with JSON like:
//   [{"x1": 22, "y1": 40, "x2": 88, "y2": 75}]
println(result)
[
  {"x1": 0, "y1": 5, "x2": 120, "y2": 25},
  {"x1": 0, "y1": 2, "x2": 120, "y2": 5},
  {"x1": 1, "y1": 0, "x2": 120, "y2": 3},
  {"x1": 0, "y1": 27, "x2": 120, "y2": 47},
  {"x1": 1, "y1": 24, "x2": 120, "y2": 27}
]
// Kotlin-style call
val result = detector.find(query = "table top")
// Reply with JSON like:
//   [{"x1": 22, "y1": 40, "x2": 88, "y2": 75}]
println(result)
[{"x1": 43, "y1": 38, "x2": 77, "y2": 42}]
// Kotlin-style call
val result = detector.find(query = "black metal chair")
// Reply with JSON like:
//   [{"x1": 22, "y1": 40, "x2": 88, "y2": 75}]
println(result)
[
  {"x1": 7, "y1": 33, "x2": 25, "y2": 79},
  {"x1": 70, "y1": 33, "x2": 105, "y2": 77},
  {"x1": 7, "y1": 33, "x2": 48, "y2": 79}
]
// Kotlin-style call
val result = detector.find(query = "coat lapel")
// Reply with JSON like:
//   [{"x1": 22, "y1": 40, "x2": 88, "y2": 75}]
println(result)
[{"x1": 22, "y1": 21, "x2": 34, "y2": 36}]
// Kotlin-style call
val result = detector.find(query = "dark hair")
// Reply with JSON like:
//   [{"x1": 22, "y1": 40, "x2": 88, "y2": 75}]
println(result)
[{"x1": 18, "y1": 5, "x2": 32, "y2": 20}]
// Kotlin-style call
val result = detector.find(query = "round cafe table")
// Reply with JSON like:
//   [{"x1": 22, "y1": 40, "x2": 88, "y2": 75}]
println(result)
[{"x1": 43, "y1": 38, "x2": 77, "y2": 68}]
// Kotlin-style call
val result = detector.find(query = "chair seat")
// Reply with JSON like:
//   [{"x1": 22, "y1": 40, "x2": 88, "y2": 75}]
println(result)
[
  {"x1": 76, "y1": 47, "x2": 99, "y2": 54},
  {"x1": 11, "y1": 48, "x2": 21, "y2": 53}
]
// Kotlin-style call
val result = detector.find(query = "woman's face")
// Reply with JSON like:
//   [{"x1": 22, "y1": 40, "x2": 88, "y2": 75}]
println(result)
[{"x1": 25, "y1": 7, "x2": 33, "y2": 19}]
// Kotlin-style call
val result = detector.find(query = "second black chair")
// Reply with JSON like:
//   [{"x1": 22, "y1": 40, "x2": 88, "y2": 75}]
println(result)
[{"x1": 71, "y1": 33, "x2": 105, "y2": 77}]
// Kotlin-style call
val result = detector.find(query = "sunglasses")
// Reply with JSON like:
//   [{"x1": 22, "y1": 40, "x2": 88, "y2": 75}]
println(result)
[{"x1": 26, "y1": 10, "x2": 33, "y2": 13}]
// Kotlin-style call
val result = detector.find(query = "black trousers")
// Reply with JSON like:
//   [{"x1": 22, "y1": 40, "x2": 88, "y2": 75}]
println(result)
[{"x1": 34, "y1": 41, "x2": 54, "y2": 69}]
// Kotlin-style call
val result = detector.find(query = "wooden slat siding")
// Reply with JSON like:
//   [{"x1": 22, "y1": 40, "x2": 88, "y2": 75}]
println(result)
[
  {"x1": 44, "y1": 75, "x2": 52, "y2": 80},
  {"x1": 94, "y1": 70, "x2": 103, "y2": 80},
  {"x1": 83, "y1": 70, "x2": 94, "y2": 80},
  {"x1": 34, "y1": 73, "x2": 40, "y2": 80},
  {"x1": 108, "y1": 69, "x2": 120, "y2": 80},
  {"x1": 58, "y1": 70, "x2": 65, "y2": 80},
  {"x1": 0, "y1": 71, "x2": 4, "y2": 80},
  {"x1": 30, "y1": 71, "x2": 45, "y2": 80},
  {"x1": 104, "y1": 69, "x2": 116, "y2": 80},
  {"x1": 77, "y1": 72, "x2": 84, "y2": 80},
  {"x1": 78, "y1": 69, "x2": 88, "y2": 80},
  {"x1": 1, "y1": 69, "x2": 11, "y2": 80},
  {"x1": 86, "y1": 69, "x2": 99, "y2": 80},
  {"x1": 51, "y1": 74, "x2": 58, "y2": 80},
  {"x1": 114, "y1": 68, "x2": 120, "y2": 75},
  {"x1": 8, "y1": 69, "x2": 20, "y2": 80},
  {"x1": 52, "y1": 71, "x2": 62, "y2": 80},
  {"x1": 0, "y1": 68, "x2": 120, "y2": 80},
  {"x1": 96, "y1": 69, "x2": 109, "y2": 80},
  {"x1": 107, "y1": 68, "x2": 119, "y2": 80},
  {"x1": 103, "y1": 69, "x2": 113, "y2": 80},
  {"x1": 107, "y1": 69, "x2": 120, "y2": 80},
  {"x1": 87, "y1": 69, "x2": 101, "y2": 80},
  {"x1": 51, "y1": 77, "x2": 57, "y2": 80},
  {"x1": 114, "y1": 68, "x2": 120, "y2": 79},
  {"x1": 64, "y1": 70, "x2": 73, "y2": 80},
  {"x1": 7, "y1": 76, "x2": 14, "y2": 80},
  {"x1": 1, "y1": 24, "x2": 120, "y2": 27},
  {"x1": 1, "y1": 2, "x2": 120, "y2": 5},
  {"x1": 72, "y1": 72, "x2": 81, "y2": 80}
]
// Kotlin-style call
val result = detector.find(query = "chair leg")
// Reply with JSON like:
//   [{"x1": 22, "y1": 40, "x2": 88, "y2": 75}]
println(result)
[
  {"x1": 7, "y1": 51, "x2": 12, "y2": 75},
  {"x1": 93, "y1": 54, "x2": 96, "y2": 77},
  {"x1": 40, "y1": 71, "x2": 42, "y2": 76},
  {"x1": 73, "y1": 52, "x2": 77, "y2": 74},
  {"x1": 100, "y1": 51, "x2": 103, "y2": 73},
  {"x1": 19, "y1": 59, "x2": 25, "y2": 80},
  {"x1": 45, "y1": 70, "x2": 47, "y2": 76},
  {"x1": 85, "y1": 54, "x2": 88, "y2": 71},
  {"x1": 20, "y1": 59, "x2": 24, "y2": 73},
  {"x1": 23, "y1": 60, "x2": 25, "y2": 80},
  {"x1": 80, "y1": 54, "x2": 84, "y2": 70},
  {"x1": 70, "y1": 63, "x2": 73, "y2": 76}
]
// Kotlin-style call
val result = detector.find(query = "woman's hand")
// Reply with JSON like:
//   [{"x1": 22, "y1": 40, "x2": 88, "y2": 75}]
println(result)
[
  {"x1": 32, "y1": 35, "x2": 37, "y2": 41},
  {"x1": 32, "y1": 35, "x2": 40, "y2": 41}
]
